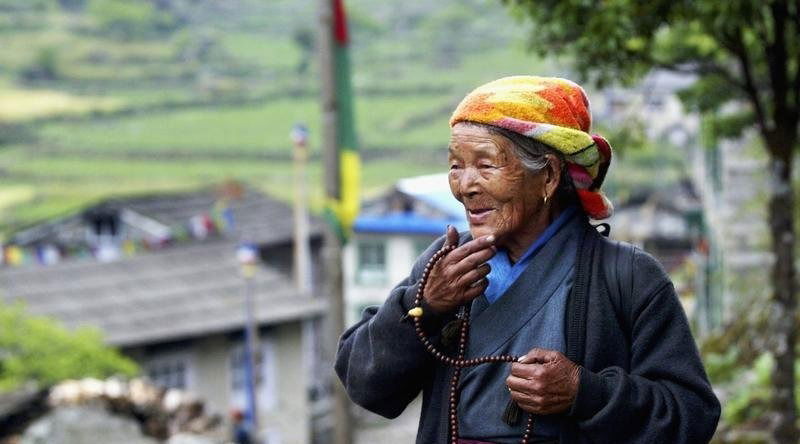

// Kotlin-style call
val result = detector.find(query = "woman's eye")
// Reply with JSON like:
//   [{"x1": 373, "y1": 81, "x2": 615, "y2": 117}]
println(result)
[{"x1": 479, "y1": 163, "x2": 496, "y2": 169}]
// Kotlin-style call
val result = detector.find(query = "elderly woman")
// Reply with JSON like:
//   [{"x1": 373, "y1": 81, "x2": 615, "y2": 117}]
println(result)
[{"x1": 335, "y1": 76, "x2": 720, "y2": 443}]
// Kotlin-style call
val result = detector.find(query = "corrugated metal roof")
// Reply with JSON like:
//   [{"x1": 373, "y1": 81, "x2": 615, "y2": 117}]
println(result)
[
  {"x1": 11, "y1": 184, "x2": 324, "y2": 247},
  {"x1": 0, "y1": 239, "x2": 326, "y2": 347}
]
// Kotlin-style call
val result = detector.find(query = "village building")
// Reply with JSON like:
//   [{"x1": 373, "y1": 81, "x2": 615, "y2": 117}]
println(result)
[
  {"x1": 343, "y1": 174, "x2": 468, "y2": 327},
  {"x1": 0, "y1": 184, "x2": 331, "y2": 444}
]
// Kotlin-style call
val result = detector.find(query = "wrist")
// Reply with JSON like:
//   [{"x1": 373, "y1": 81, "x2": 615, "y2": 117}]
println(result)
[
  {"x1": 422, "y1": 296, "x2": 456, "y2": 315},
  {"x1": 402, "y1": 285, "x2": 454, "y2": 332},
  {"x1": 568, "y1": 364, "x2": 581, "y2": 405},
  {"x1": 567, "y1": 366, "x2": 609, "y2": 420}
]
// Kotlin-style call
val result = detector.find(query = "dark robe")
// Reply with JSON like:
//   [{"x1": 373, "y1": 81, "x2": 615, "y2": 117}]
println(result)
[
  {"x1": 335, "y1": 216, "x2": 720, "y2": 443},
  {"x1": 458, "y1": 212, "x2": 581, "y2": 442}
]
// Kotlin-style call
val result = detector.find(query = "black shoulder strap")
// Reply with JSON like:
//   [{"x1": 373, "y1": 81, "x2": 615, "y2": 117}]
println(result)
[
  {"x1": 566, "y1": 223, "x2": 636, "y2": 363},
  {"x1": 564, "y1": 224, "x2": 595, "y2": 366},
  {"x1": 599, "y1": 236, "x2": 636, "y2": 341}
]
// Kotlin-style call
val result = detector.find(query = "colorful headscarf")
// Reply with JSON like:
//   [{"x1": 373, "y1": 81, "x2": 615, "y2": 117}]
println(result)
[{"x1": 450, "y1": 76, "x2": 613, "y2": 220}]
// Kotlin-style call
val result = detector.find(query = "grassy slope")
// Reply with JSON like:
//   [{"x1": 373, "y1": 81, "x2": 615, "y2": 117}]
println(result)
[
  {"x1": 0, "y1": 0, "x2": 541, "y2": 235},
  {"x1": 0, "y1": 0, "x2": 675, "y2": 236}
]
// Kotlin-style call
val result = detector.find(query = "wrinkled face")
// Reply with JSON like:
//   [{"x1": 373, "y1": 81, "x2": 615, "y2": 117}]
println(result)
[{"x1": 448, "y1": 123, "x2": 546, "y2": 244}]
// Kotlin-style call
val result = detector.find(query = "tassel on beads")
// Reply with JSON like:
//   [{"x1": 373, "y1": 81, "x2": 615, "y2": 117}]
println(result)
[
  {"x1": 502, "y1": 400, "x2": 522, "y2": 426},
  {"x1": 440, "y1": 319, "x2": 462, "y2": 348}
]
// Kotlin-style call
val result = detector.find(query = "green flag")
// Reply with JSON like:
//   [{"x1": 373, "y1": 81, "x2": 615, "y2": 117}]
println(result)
[{"x1": 325, "y1": 0, "x2": 360, "y2": 242}]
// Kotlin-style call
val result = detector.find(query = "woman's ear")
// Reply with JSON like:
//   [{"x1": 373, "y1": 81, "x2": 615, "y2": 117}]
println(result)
[{"x1": 544, "y1": 154, "x2": 562, "y2": 198}]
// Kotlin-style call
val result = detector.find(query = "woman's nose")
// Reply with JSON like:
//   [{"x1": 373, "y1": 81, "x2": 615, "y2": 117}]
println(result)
[{"x1": 459, "y1": 167, "x2": 481, "y2": 197}]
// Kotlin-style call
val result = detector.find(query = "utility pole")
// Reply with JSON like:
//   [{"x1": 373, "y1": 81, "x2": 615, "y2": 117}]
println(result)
[
  {"x1": 318, "y1": 0, "x2": 352, "y2": 443},
  {"x1": 291, "y1": 123, "x2": 312, "y2": 295}
]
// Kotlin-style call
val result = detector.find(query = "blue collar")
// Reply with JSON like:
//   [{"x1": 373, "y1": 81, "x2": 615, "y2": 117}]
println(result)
[
  {"x1": 513, "y1": 205, "x2": 578, "y2": 265},
  {"x1": 484, "y1": 206, "x2": 579, "y2": 304}
]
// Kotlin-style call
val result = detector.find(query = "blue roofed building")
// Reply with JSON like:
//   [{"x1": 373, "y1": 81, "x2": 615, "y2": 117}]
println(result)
[{"x1": 343, "y1": 174, "x2": 467, "y2": 326}]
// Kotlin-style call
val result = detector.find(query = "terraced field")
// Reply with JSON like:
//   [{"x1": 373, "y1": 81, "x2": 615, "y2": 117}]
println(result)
[
  {"x1": 0, "y1": 0, "x2": 559, "y2": 234},
  {"x1": 0, "y1": 0, "x2": 676, "y2": 235}
]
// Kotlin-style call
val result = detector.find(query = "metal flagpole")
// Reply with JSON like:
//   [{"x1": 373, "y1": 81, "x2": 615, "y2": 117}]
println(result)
[
  {"x1": 237, "y1": 244, "x2": 260, "y2": 440},
  {"x1": 291, "y1": 123, "x2": 313, "y2": 295}
]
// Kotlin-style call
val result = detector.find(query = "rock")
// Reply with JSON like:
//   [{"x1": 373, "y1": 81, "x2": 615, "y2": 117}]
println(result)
[
  {"x1": 20, "y1": 404, "x2": 157, "y2": 444},
  {"x1": 26, "y1": 378, "x2": 223, "y2": 443}
]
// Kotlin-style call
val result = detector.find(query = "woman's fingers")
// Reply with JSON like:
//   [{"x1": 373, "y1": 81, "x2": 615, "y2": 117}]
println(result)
[
  {"x1": 507, "y1": 375, "x2": 547, "y2": 414},
  {"x1": 509, "y1": 362, "x2": 542, "y2": 380},
  {"x1": 455, "y1": 263, "x2": 491, "y2": 288},
  {"x1": 505, "y1": 349, "x2": 581, "y2": 415},
  {"x1": 461, "y1": 277, "x2": 488, "y2": 302},
  {"x1": 517, "y1": 348, "x2": 559, "y2": 364},
  {"x1": 506, "y1": 374, "x2": 563, "y2": 415},
  {"x1": 423, "y1": 275, "x2": 485, "y2": 313},
  {"x1": 506, "y1": 374, "x2": 535, "y2": 393},
  {"x1": 423, "y1": 229, "x2": 494, "y2": 313},
  {"x1": 445, "y1": 234, "x2": 495, "y2": 263},
  {"x1": 448, "y1": 246, "x2": 495, "y2": 276},
  {"x1": 443, "y1": 225, "x2": 460, "y2": 249}
]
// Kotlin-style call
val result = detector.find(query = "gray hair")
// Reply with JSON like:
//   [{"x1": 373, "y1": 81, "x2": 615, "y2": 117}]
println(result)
[{"x1": 463, "y1": 122, "x2": 578, "y2": 205}]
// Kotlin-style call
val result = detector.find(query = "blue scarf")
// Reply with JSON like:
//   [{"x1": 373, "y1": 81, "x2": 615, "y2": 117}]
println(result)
[{"x1": 484, "y1": 206, "x2": 578, "y2": 304}]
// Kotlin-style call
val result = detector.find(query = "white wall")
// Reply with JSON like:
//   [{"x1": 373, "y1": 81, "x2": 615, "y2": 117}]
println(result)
[
  {"x1": 263, "y1": 322, "x2": 310, "y2": 444},
  {"x1": 133, "y1": 322, "x2": 310, "y2": 444},
  {"x1": 343, "y1": 233, "x2": 437, "y2": 326}
]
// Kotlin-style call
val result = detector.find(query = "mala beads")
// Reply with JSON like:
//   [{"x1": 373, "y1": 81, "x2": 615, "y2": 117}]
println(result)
[{"x1": 407, "y1": 244, "x2": 535, "y2": 444}]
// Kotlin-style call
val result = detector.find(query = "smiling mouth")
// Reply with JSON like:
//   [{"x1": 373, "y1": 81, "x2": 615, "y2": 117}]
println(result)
[
  {"x1": 468, "y1": 208, "x2": 493, "y2": 216},
  {"x1": 466, "y1": 208, "x2": 494, "y2": 224}
]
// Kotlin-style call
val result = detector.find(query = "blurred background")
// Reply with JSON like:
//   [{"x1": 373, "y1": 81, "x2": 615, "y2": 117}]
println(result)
[{"x1": 0, "y1": 0, "x2": 798, "y2": 443}]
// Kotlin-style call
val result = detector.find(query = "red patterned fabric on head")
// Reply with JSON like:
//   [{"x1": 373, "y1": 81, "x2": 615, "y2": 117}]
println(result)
[{"x1": 450, "y1": 76, "x2": 613, "y2": 219}]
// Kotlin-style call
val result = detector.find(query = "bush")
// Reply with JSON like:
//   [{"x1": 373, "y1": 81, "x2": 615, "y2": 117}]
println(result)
[
  {"x1": 19, "y1": 47, "x2": 61, "y2": 82},
  {"x1": 0, "y1": 302, "x2": 138, "y2": 392},
  {"x1": 709, "y1": 351, "x2": 800, "y2": 428},
  {"x1": 722, "y1": 353, "x2": 773, "y2": 426}
]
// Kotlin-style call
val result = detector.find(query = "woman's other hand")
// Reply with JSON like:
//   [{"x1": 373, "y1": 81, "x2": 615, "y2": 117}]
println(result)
[
  {"x1": 422, "y1": 225, "x2": 496, "y2": 313},
  {"x1": 505, "y1": 348, "x2": 580, "y2": 415}
]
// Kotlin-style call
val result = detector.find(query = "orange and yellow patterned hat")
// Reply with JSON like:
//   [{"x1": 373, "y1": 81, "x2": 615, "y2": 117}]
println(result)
[{"x1": 450, "y1": 76, "x2": 613, "y2": 219}]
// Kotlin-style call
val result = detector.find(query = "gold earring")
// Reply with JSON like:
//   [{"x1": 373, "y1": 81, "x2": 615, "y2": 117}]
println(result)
[{"x1": 543, "y1": 194, "x2": 549, "y2": 205}]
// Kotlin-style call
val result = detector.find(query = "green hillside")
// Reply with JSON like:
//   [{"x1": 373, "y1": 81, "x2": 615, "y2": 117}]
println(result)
[
  {"x1": 0, "y1": 0, "x2": 676, "y2": 236},
  {"x1": 0, "y1": 0, "x2": 559, "y2": 235}
]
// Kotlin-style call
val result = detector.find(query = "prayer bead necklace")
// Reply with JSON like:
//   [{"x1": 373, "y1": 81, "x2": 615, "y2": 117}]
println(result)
[{"x1": 408, "y1": 244, "x2": 535, "y2": 444}]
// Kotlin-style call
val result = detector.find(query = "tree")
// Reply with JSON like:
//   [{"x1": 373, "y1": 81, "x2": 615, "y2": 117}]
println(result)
[
  {"x1": 0, "y1": 303, "x2": 138, "y2": 392},
  {"x1": 503, "y1": 0, "x2": 800, "y2": 441}
]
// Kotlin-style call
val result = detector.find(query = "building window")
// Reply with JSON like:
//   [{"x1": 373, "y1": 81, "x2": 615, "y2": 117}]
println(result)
[
  {"x1": 147, "y1": 354, "x2": 192, "y2": 390},
  {"x1": 356, "y1": 240, "x2": 386, "y2": 286},
  {"x1": 229, "y1": 339, "x2": 277, "y2": 411}
]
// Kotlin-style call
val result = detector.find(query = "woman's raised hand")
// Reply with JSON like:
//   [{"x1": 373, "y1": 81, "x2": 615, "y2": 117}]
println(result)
[{"x1": 422, "y1": 225, "x2": 496, "y2": 314}]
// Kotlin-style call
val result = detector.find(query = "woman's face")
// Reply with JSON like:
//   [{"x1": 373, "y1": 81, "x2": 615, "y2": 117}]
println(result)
[{"x1": 448, "y1": 123, "x2": 547, "y2": 245}]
